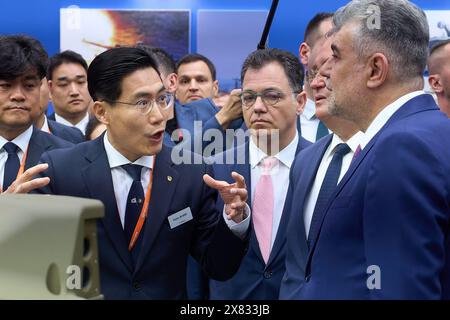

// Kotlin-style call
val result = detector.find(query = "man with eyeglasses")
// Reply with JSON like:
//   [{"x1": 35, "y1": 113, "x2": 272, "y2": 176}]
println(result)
[
  {"x1": 208, "y1": 48, "x2": 311, "y2": 300},
  {"x1": 279, "y1": 31, "x2": 363, "y2": 300},
  {"x1": 15, "y1": 47, "x2": 251, "y2": 299}
]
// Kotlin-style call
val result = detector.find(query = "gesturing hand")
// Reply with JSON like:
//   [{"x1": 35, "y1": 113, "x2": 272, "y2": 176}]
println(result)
[
  {"x1": 203, "y1": 171, "x2": 248, "y2": 223},
  {"x1": 2, "y1": 163, "x2": 50, "y2": 194}
]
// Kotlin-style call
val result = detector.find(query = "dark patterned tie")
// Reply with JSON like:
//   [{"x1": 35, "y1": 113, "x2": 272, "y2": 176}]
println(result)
[
  {"x1": 121, "y1": 164, "x2": 145, "y2": 247},
  {"x1": 307, "y1": 143, "x2": 351, "y2": 248},
  {"x1": 2, "y1": 142, "x2": 20, "y2": 190}
]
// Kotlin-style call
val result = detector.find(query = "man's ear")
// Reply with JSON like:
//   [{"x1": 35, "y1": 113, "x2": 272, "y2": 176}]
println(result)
[
  {"x1": 213, "y1": 80, "x2": 219, "y2": 97},
  {"x1": 428, "y1": 74, "x2": 443, "y2": 94},
  {"x1": 366, "y1": 53, "x2": 389, "y2": 89},
  {"x1": 299, "y1": 42, "x2": 310, "y2": 66},
  {"x1": 93, "y1": 101, "x2": 110, "y2": 125},
  {"x1": 47, "y1": 79, "x2": 54, "y2": 94},
  {"x1": 295, "y1": 91, "x2": 307, "y2": 116},
  {"x1": 167, "y1": 73, "x2": 178, "y2": 93}
]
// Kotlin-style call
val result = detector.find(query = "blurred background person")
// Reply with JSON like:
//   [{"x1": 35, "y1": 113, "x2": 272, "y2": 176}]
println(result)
[{"x1": 428, "y1": 39, "x2": 450, "y2": 117}]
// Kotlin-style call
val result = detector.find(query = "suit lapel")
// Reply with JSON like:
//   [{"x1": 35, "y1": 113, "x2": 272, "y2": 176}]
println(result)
[
  {"x1": 26, "y1": 128, "x2": 51, "y2": 169},
  {"x1": 305, "y1": 94, "x2": 439, "y2": 268},
  {"x1": 134, "y1": 146, "x2": 180, "y2": 274},
  {"x1": 81, "y1": 136, "x2": 133, "y2": 272}
]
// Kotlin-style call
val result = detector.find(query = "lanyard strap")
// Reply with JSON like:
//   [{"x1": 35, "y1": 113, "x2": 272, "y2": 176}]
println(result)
[
  {"x1": 0, "y1": 145, "x2": 28, "y2": 193},
  {"x1": 128, "y1": 156, "x2": 156, "y2": 251}
]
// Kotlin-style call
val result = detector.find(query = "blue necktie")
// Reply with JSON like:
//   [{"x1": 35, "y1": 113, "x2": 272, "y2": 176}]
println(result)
[
  {"x1": 121, "y1": 164, "x2": 145, "y2": 248},
  {"x1": 315, "y1": 120, "x2": 329, "y2": 141},
  {"x1": 2, "y1": 142, "x2": 20, "y2": 191},
  {"x1": 307, "y1": 143, "x2": 351, "y2": 248}
]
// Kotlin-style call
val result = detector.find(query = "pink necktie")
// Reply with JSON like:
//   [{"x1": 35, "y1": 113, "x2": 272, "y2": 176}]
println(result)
[
  {"x1": 252, "y1": 156, "x2": 278, "y2": 264},
  {"x1": 352, "y1": 144, "x2": 362, "y2": 163}
]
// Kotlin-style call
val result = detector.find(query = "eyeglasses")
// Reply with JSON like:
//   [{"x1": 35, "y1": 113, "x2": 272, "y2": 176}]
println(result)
[
  {"x1": 104, "y1": 92, "x2": 174, "y2": 115},
  {"x1": 239, "y1": 89, "x2": 297, "y2": 109}
]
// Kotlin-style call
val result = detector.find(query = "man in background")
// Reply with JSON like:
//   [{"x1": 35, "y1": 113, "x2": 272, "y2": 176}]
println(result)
[
  {"x1": 428, "y1": 39, "x2": 450, "y2": 117},
  {"x1": 47, "y1": 50, "x2": 91, "y2": 135},
  {"x1": 298, "y1": 13, "x2": 333, "y2": 142},
  {"x1": 33, "y1": 76, "x2": 85, "y2": 143}
]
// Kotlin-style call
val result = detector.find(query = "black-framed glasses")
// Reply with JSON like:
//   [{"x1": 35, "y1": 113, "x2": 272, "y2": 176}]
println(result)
[
  {"x1": 103, "y1": 92, "x2": 174, "y2": 115},
  {"x1": 239, "y1": 89, "x2": 297, "y2": 109}
]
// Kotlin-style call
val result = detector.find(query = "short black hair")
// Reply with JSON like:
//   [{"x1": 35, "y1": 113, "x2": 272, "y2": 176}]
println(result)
[
  {"x1": 430, "y1": 39, "x2": 450, "y2": 56},
  {"x1": 176, "y1": 53, "x2": 216, "y2": 81},
  {"x1": 87, "y1": 46, "x2": 160, "y2": 102},
  {"x1": 0, "y1": 35, "x2": 48, "y2": 80},
  {"x1": 241, "y1": 48, "x2": 304, "y2": 93},
  {"x1": 304, "y1": 12, "x2": 334, "y2": 48},
  {"x1": 47, "y1": 50, "x2": 88, "y2": 80},
  {"x1": 136, "y1": 45, "x2": 176, "y2": 76}
]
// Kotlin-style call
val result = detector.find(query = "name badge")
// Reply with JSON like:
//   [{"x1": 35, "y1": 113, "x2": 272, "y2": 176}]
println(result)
[{"x1": 168, "y1": 207, "x2": 193, "y2": 229}]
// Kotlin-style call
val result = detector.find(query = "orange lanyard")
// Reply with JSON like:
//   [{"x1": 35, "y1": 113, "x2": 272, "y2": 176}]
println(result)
[
  {"x1": 127, "y1": 156, "x2": 156, "y2": 251},
  {"x1": 0, "y1": 145, "x2": 28, "y2": 193}
]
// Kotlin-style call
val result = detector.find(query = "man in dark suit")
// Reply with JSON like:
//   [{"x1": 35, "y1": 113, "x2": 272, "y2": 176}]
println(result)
[
  {"x1": 209, "y1": 48, "x2": 311, "y2": 299},
  {"x1": 279, "y1": 33, "x2": 362, "y2": 299},
  {"x1": 29, "y1": 47, "x2": 250, "y2": 299},
  {"x1": 297, "y1": 13, "x2": 334, "y2": 142},
  {"x1": 0, "y1": 35, "x2": 72, "y2": 193},
  {"x1": 292, "y1": 0, "x2": 450, "y2": 299},
  {"x1": 34, "y1": 77, "x2": 85, "y2": 144},
  {"x1": 142, "y1": 47, "x2": 243, "y2": 299},
  {"x1": 47, "y1": 50, "x2": 91, "y2": 135}
]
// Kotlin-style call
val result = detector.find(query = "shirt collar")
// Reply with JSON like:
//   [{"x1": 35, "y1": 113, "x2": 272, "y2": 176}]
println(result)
[
  {"x1": 249, "y1": 131, "x2": 299, "y2": 169},
  {"x1": 360, "y1": 91, "x2": 425, "y2": 150},
  {"x1": 55, "y1": 112, "x2": 89, "y2": 134},
  {"x1": 41, "y1": 116, "x2": 50, "y2": 133},
  {"x1": 103, "y1": 132, "x2": 154, "y2": 169},
  {"x1": 301, "y1": 98, "x2": 316, "y2": 120},
  {"x1": 327, "y1": 131, "x2": 365, "y2": 159},
  {"x1": 0, "y1": 125, "x2": 33, "y2": 153}
]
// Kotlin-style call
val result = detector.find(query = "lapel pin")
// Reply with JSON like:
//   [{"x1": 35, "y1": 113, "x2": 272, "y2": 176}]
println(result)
[{"x1": 167, "y1": 176, "x2": 173, "y2": 182}]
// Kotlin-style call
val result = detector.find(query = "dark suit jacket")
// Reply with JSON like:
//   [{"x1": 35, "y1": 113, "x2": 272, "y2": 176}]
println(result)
[
  {"x1": 47, "y1": 119, "x2": 85, "y2": 144},
  {"x1": 25, "y1": 127, "x2": 73, "y2": 169},
  {"x1": 34, "y1": 135, "x2": 248, "y2": 299},
  {"x1": 289, "y1": 94, "x2": 450, "y2": 299},
  {"x1": 279, "y1": 135, "x2": 332, "y2": 299},
  {"x1": 209, "y1": 136, "x2": 311, "y2": 300}
]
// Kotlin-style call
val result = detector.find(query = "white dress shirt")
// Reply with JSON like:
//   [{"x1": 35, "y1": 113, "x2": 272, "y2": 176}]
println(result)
[
  {"x1": 298, "y1": 98, "x2": 330, "y2": 143},
  {"x1": 104, "y1": 132, "x2": 153, "y2": 228},
  {"x1": 41, "y1": 116, "x2": 50, "y2": 133},
  {"x1": 0, "y1": 126, "x2": 33, "y2": 191},
  {"x1": 249, "y1": 132, "x2": 299, "y2": 249},
  {"x1": 303, "y1": 131, "x2": 364, "y2": 237},
  {"x1": 55, "y1": 112, "x2": 89, "y2": 135},
  {"x1": 360, "y1": 91, "x2": 425, "y2": 150},
  {"x1": 103, "y1": 132, "x2": 250, "y2": 238}
]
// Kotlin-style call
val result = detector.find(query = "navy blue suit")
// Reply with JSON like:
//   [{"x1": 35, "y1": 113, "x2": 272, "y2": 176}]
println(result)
[
  {"x1": 284, "y1": 94, "x2": 450, "y2": 299},
  {"x1": 34, "y1": 135, "x2": 248, "y2": 299},
  {"x1": 209, "y1": 136, "x2": 311, "y2": 299},
  {"x1": 165, "y1": 98, "x2": 243, "y2": 299},
  {"x1": 25, "y1": 127, "x2": 73, "y2": 169},
  {"x1": 279, "y1": 135, "x2": 333, "y2": 299},
  {"x1": 47, "y1": 119, "x2": 85, "y2": 144}
]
